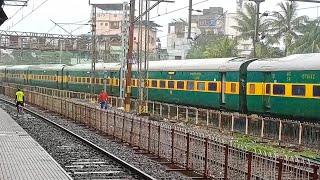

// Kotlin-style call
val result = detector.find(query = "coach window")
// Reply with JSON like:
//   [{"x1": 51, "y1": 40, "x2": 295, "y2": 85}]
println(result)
[
  {"x1": 273, "y1": 84, "x2": 285, "y2": 95},
  {"x1": 208, "y1": 82, "x2": 217, "y2": 91},
  {"x1": 177, "y1": 81, "x2": 184, "y2": 89},
  {"x1": 231, "y1": 83, "x2": 236, "y2": 93},
  {"x1": 266, "y1": 84, "x2": 271, "y2": 94},
  {"x1": 197, "y1": 82, "x2": 205, "y2": 91},
  {"x1": 86, "y1": 78, "x2": 90, "y2": 83},
  {"x1": 160, "y1": 80, "x2": 166, "y2": 88},
  {"x1": 95, "y1": 78, "x2": 99, "y2": 84},
  {"x1": 168, "y1": 81, "x2": 174, "y2": 89},
  {"x1": 313, "y1": 85, "x2": 320, "y2": 97},
  {"x1": 292, "y1": 85, "x2": 305, "y2": 96},
  {"x1": 187, "y1": 81, "x2": 194, "y2": 90},
  {"x1": 152, "y1": 80, "x2": 158, "y2": 87},
  {"x1": 249, "y1": 84, "x2": 255, "y2": 94}
]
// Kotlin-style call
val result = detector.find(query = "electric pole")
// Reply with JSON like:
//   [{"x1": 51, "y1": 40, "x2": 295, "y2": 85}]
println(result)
[
  {"x1": 125, "y1": 0, "x2": 135, "y2": 112},
  {"x1": 249, "y1": 0, "x2": 264, "y2": 58},
  {"x1": 187, "y1": 0, "x2": 192, "y2": 39}
]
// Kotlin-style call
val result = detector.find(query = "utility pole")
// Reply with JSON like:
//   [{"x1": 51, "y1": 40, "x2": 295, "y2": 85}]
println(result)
[
  {"x1": 249, "y1": 0, "x2": 264, "y2": 58},
  {"x1": 90, "y1": 4, "x2": 97, "y2": 95},
  {"x1": 125, "y1": 0, "x2": 135, "y2": 112},
  {"x1": 187, "y1": 0, "x2": 192, "y2": 39}
]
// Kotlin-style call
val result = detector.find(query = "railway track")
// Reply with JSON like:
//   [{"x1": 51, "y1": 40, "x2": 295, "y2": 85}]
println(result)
[{"x1": 0, "y1": 98, "x2": 156, "y2": 180}]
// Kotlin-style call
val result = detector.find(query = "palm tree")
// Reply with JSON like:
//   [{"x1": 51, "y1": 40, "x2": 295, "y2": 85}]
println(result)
[
  {"x1": 289, "y1": 22, "x2": 320, "y2": 54},
  {"x1": 203, "y1": 36, "x2": 238, "y2": 58},
  {"x1": 269, "y1": 2, "x2": 308, "y2": 55},
  {"x1": 232, "y1": 3, "x2": 272, "y2": 57}
]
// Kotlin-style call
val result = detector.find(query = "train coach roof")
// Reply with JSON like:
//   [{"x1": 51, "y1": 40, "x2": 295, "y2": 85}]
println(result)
[
  {"x1": 29, "y1": 64, "x2": 66, "y2": 71},
  {"x1": 65, "y1": 63, "x2": 120, "y2": 71},
  {"x1": 248, "y1": 53, "x2": 320, "y2": 71},
  {"x1": 0, "y1": 65, "x2": 9, "y2": 70},
  {"x1": 139, "y1": 57, "x2": 248, "y2": 71},
  {"x1": 6, "y1": 65, "x2": 33, "y2": 70}
]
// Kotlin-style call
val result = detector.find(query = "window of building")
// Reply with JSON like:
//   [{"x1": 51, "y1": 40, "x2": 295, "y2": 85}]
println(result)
[
  {"x1": 292, "y1": 85, "x2": 305, "y2": 96},
  {"x1": 105, "y1": 22, "x2": 108, "y2": 26},
  {"x1": 175, "y1": 56, "x2": 182, "y2": 60},
  {"x1": 249, "y1": 84, "x2": 255, "y2": 94},
  {"x1": 160, "y1": 80, "x2": 166, "y2": 88},
  {"x1": 313, "y1": 85, "x2": 320, "y2": 97},
  {"x1": 187, "y1": 81, "x2": 194, "y2": 90},
  {"x1": 177, "y1": 81, "x2": 184, "y2": 89},
  {"x1": 231, "y1": 83, "x2": 236, "y2": 93},
  {"x1": 266, "y1": 84, "x2": 270, "y2": 94},
  {"x1": 208, "y1": 82, "x2": 217, "y2": 91},
  {"x1": 100, "y1": 23, "x2": 103, "y2": 26},
  {"x1": 197, "y1": 82, "x2": 205, "y2": 90},
  {"x1": 273, "y1": 84, "x2": 285, "y2": 95},
  {"x1": 152, "y1": 80, "x2": 158, "y2": 87},
  {"x1": 110, "y1": 21, "x2": 120, "y2": 29},
  {"x1": 168, "y1": 81, "x2": 174, "y2": 88}
]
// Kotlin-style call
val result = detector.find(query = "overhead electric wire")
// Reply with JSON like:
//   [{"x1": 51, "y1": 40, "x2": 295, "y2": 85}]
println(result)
[
  {"x1": 150, "y1": 0, "x2": 209, "y2": 19},
  {"x1": 7, "y1": 0, "x2": 51, "y2": 31}
]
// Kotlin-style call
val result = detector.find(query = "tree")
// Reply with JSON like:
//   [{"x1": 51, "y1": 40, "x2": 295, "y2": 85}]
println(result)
[
  {"x1": 187, "y1": 34, "x2": 238, "y2": 59},
  {"x1": 233, "y1": 4, "x2": 272, "y2": 45},
  {"x1": 255, "y1": 43, "x2": 284, "y2": 58},
  {"x1": 289, "y1": 22, "x2": 320, "y2": 54},
  {"x1": 269, "y1": 2, "x2": 308, "y2": 55}
]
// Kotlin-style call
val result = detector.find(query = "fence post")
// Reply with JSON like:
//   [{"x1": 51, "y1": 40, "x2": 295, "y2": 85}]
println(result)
[
  {"x1": 298, "y1": 123, "x2": 303, "y2": 146},
  {"x1": 130, "y1": 116, "x2": 134, "y2": 146},
  {"x1": 186, "y1": 132, "x2": 190, "y2": 170},
  {"x1": 224, "y1": 145, "x2": 229, "y2": 180},
  {"x1": 121, "y1": 114, "x2": 125, "y2": 142},
  {"x1": 171, "y1": 128, "x2": 175, "y2": 163},
  {"x1": 278, "y1": 120, "x2": 282, "y2": 142},
  {"x1": 186, "y1": 108, "x2": 189, "y2": 122},
  {"x1": 152, "y1": 102, "x2": 155, "y2": 115},
  {"x1": 231, "y1": 115, "x2": 234, "y2": 132},
  {"x1": 113, "y1": 112, "x2": 116, "y2": 138},
  {"x1": 245, "y1": 115, "x2": 249, "y2": 135},
  {"x1": 312, "y1": 165, "x2": 319, "y2": 180},
  {"x1": 195, "y1": 109, "x2": 199, "y2": 125},
  {"x1": 247, "y1": 152, "x2": 253, "y2": 180},
  {"x1": 261, "y1": 118, "x2": 265, "y2": 139},
  {"x1": 206, "y1": 110, "x2": 209, "y2": 127},
  {"x1": 158, "y1": 125, "x2": 161, "y2": 157},
  {"x1": 168, "y1": 105, "x2": 170, "y2": 119},
  {"x1": 277, "y1": 158, "x2": 283, "y2": 180},
  {"x1": 218, "y1": 113, "x2": 222, "y2": 129},
  {"x1": 176, "y1": 106, "x2": 179, "y2": 121},
  {"x1": 148, "y1": 121, "x2": 151, "y2": 152},
  {"x1": 204, "y1": 137, "x2": 208, "y2": 177},
  {"x1": 160, "y1": 103, "x2": 163, "y2": 116}
]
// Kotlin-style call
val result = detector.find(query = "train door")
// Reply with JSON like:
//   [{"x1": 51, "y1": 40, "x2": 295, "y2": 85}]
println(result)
[
  {"x1": 220, "y1": 72, "x2": 226, "y2": 110},
  {"x1": 56, "y1": 71, "x2": 59, "y2": 89},
  {"x1": 110, "y1": 71, "x2": 116, "y2": 95},
  {"x1": 24, "y1": 70, "x2": 28, "y2": 84},
  {"x1": 263, "y1": 72, "x2": 272, "y2": 114}
]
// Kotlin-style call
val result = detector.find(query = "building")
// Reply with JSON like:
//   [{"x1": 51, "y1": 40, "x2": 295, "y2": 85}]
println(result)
[
  {"x1": 191, "y1": 7, "x2": 225, "y2": 34},
  {"x1": 166, "y1": 20, "x2": 201, "y2": 60},
  {"x1": 95, "y1": 12, "x2": 161, "y2": 60},
  {"x1": 224, "y1": 13, "x2": 252, "y2": 56}
]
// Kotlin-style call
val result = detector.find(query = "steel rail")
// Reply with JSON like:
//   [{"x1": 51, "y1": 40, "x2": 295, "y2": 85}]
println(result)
[{"x1": 0, "y1": 97, "x2": 157, "y2": 180}]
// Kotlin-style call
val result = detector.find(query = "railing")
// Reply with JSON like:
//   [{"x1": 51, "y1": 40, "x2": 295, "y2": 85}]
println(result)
[
  {"x1": 1, "y1": 84, "x2": 319, "y2": 179},
  {"x1": 2, "y1": 83, "x2": 320, "y2": 150}
]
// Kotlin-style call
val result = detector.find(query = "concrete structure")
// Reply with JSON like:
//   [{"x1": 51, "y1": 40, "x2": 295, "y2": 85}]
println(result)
[
  {"x1": 224, "y1": 12, "x2": 252, "y2": 56},
  {"x1": 166, "y1": 20, "x2": 201, "y2": 60},
  {"x1": 191, "y1": 7, "x2": 225, "y2": 34},
  {"x1": 0, "y1": 108, "x2": 72, "y2": 180},
  {"x1": 96, "y1": 12, "x2": 160, "y2": 54}
]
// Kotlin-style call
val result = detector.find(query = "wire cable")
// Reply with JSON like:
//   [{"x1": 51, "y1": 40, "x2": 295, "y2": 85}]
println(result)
[{"x1": 7, "y1": 0, "x2": 51, "y2": 31}]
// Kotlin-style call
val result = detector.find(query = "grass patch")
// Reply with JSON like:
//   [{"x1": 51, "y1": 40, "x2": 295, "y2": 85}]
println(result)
[{"x1": 232, "y1": 132, "x2": 320, "y2": 158}]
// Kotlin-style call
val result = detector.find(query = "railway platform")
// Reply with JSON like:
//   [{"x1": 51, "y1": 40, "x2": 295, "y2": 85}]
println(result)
[{"x1": 0, "y1": 108, "x2": 72, "y2": 180}]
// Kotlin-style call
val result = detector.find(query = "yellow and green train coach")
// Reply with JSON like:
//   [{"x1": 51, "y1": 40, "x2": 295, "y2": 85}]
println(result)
[{"x1": 1, "y1": 53, "x2": 320, "y2": 120}]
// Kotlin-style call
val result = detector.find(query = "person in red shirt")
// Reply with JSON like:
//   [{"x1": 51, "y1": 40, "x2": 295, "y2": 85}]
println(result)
[{"x1": 98, "y1": 89, "x2": 109, "y2": 109}]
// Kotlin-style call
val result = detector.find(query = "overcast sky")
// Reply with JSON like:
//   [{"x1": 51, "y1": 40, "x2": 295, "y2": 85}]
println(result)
[{"x1": 2, "y1": 0, "x2": 320, "y2": 47}]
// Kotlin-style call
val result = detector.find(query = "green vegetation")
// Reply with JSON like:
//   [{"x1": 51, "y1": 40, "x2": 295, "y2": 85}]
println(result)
[
  {"x1": 188, "y1": 1, "x2": 320, "y2": 59},
  {"x1": 187, "y1": 34, "x2": 238, "y2": 59},
  {"x1": 233, "y1": 133, "x2": 319, "y2": 157}
]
